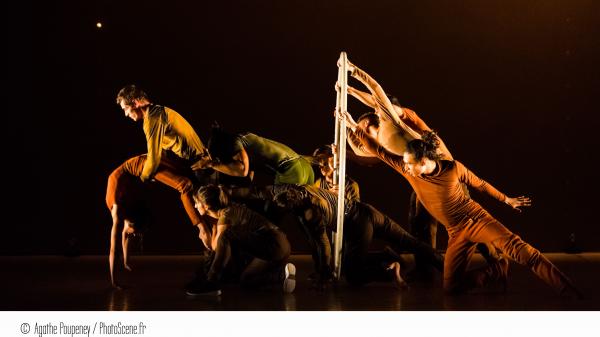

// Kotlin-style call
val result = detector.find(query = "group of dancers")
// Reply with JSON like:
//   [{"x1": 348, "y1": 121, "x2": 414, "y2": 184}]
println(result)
[{"x1": 106, "y1": 56, "x2": 581, "y2": 298}]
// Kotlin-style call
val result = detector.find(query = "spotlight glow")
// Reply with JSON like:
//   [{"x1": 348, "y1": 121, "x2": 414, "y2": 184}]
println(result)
[{"x1": 96, "y1": 22, "x2": 103, "y2": 28}]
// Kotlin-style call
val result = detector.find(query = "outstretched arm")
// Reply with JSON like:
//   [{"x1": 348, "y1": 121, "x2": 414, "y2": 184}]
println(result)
[
  {"x1": 504, "y1": 196, "x2": 532, "y2": 213},
  {"x1": 347, "y1": 85, "x2": 377, "y2": 109},
  {"x1": 346, "y1": 61, "x2": 403, "y2": 124},
  {"x1": 456, "y1": 161, "x2": 532, "y2": 212},
  {"x1": 191, "y1": 149, "x2": 250, "y2": 177},
  {"x1": 346, "y1": 60, "x2": 422, "y2": 140}
]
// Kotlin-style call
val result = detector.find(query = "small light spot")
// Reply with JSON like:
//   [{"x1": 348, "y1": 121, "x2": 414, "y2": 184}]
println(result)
[{"x1": 96, "y1": 22, "x2": 103, "y2": 29}]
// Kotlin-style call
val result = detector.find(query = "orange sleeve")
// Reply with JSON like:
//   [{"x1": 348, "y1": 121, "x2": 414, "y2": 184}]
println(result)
[{"x1": 455, "y1": 161, "x2": 506, "y2": 203}]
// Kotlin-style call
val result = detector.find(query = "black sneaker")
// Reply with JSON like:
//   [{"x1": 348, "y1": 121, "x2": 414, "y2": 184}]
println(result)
[{"x1": 185, "y1": 281, "x2": 222, "y2": 296}]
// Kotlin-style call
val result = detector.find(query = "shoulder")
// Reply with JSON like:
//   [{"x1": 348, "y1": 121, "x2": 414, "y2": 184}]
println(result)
[
  {"x1": 148, "y1": 104, "x2": 166, "y2": 116},
  {"x1": 219, "y1": 205, "x2": 237, "y2": 222},
  {"x1": 439, "y1": 160, "x2": 457, "y2": 171}
]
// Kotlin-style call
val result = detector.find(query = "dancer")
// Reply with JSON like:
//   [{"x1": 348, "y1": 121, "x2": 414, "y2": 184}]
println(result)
[
  {"x1": 107, "y1": 154, "x2": 211, "y2": 289},
  {"x1": 185, "y1": 185, "x2": 296, "y2": 295},
  {"x1": 339, "y1": 61, "x2": 450, "y2": 159},
  {"x1": 341, "y1": 60, "x2": 500, "y2": 270},
  {"x1": 116, "y1": 84, "x2": 210, "y2": 182},
  {"x1": 342, "y1": 111, "x2": 581, "y2": 297},
  {"x1": 270, "y1": 184, "x2": 443, "y2": 289},
  {"x1": 192, "y1": 131, "x2": 314, "y2": 186},
  {"x1": 338, "y1": 60, "x2": 449, "y2": 249},
  {"x1": 312, "y1": 144, "x2": 360, "y2": 202}
]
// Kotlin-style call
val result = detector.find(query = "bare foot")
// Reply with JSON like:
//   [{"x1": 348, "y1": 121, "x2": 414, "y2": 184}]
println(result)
[{"x1": 387, "y1": 262, "x2": 408, "y2": 289}]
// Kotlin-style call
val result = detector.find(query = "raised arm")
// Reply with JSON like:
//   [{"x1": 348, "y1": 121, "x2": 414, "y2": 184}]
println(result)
[
  {"x1": 347, "y1": 85, "x2": 377, "y2": 109},
  {"x1": 347, "y1": 62, "x2": 403, "y2": 124},
  {"x1": 346, "y1": 61, "x2": 422, "y2": 141}
]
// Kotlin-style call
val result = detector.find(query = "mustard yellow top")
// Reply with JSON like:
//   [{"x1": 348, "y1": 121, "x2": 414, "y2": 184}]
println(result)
[{"x1": 141, "y1": 105, "x2": 206, "y2": 181}]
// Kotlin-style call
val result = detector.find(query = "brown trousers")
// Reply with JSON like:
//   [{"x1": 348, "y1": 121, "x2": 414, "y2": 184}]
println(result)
[
  {"x1": 444, "y1": 212, "x2": 574, "y2": 294},
  {"x1": 107, "y1": 155, "x2": 202, "y2": 226}
]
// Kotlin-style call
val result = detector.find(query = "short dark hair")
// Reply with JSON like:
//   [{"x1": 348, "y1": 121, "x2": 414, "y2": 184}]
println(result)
[
  {"x1": 273, "y1": 185, "x2": 307, "y2": 209},
  {"x1": 116, "y1": 85, "x2": 150, "y2": 106},
  {"x1": 406, "y1": 131, "x2": 443, "y2": 161},
  {"x1": 357, "y1": 112, "x2": 380, "y2": 128},
  {"x1": 208, "y1": 121, "x2": 239, "y2": 164},
  {"x1": 194, "y1": 185, "x2": 230, "y2": 211},
  {"x1": 312, "y1": 145, "x2": 333, "y2": 167}
]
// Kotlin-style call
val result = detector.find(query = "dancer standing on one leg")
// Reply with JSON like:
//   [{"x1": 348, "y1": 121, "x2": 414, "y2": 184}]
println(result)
[
  {"x1": 186, "y1": 185, "x2": 295, "y2": 296},
  {"x1": 342, "y1": 111, "x2": 581, "y2": 297}
]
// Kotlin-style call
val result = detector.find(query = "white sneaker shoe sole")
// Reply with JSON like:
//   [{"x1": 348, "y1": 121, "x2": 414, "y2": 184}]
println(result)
[{"x1": 283, "y1": 263, "x2": 296, "y2": 293}]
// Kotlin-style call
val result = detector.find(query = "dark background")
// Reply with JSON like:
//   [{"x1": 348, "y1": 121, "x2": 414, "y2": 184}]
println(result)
[{"x1": 4, "y1": 0, "x2": 600, "y2": 255}]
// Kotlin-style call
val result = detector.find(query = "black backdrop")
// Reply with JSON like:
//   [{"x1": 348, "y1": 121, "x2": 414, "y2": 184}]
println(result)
[{"x1": 4, "y1": 0, "x2": 600, "y2": 254}]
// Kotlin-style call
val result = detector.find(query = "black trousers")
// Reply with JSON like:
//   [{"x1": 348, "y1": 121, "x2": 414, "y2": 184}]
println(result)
[
  {"x1": 342, "y1": 202, "x2": 444, "y2": 286},
  {"x1": 208, "y1": 227, "x2": 291, "y2": 288}
]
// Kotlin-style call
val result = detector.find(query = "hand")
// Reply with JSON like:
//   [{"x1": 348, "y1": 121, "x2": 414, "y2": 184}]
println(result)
[
  {"x1": 336, "y1": 58, "x2": 355, "y2": 73},
  {"x1": 346, "y1": 59, "x2": 356, "y2": 73},
  {"x1": 338, "y1": 111, "x2": 358, "y2": 131},
  {"x1": 191, "y1": 157, "x2": 213, "y2": 170},
  {"x1": 505, "y1": 196, "x2": 532, "y2": 212},
  {"x1": 334, "y1": 81, "x2": 340, "y2": 92}
]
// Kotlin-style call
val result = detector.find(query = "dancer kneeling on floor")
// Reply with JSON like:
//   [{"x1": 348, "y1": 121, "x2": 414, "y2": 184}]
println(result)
[{"x1": 185, "y1": 185, "x2": 296, "y2": 296}]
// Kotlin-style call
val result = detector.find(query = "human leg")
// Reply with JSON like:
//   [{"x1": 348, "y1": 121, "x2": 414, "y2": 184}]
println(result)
[
  {"x1": 365, "y1": 203, "x2": 443, "y2": 271},
  {"x1": 236, "y1": 228, "x2": 292, "y2": 290},
  {"x1": 466, "y1": 214, "x2": 578, "y2": 295},
  {"x1": 442, "y1": 229, "x2": 481, "y2": 293}
]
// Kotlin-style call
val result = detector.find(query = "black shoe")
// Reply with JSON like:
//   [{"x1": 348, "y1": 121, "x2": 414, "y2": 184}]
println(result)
[{"x1": 185, "y1": 281, "x2": 222, "y2": 296}]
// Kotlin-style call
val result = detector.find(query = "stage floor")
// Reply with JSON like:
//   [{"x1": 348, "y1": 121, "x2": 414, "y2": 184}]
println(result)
[{"x1": 1, "y1": 253, "x2": 599, "y2": 311}]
